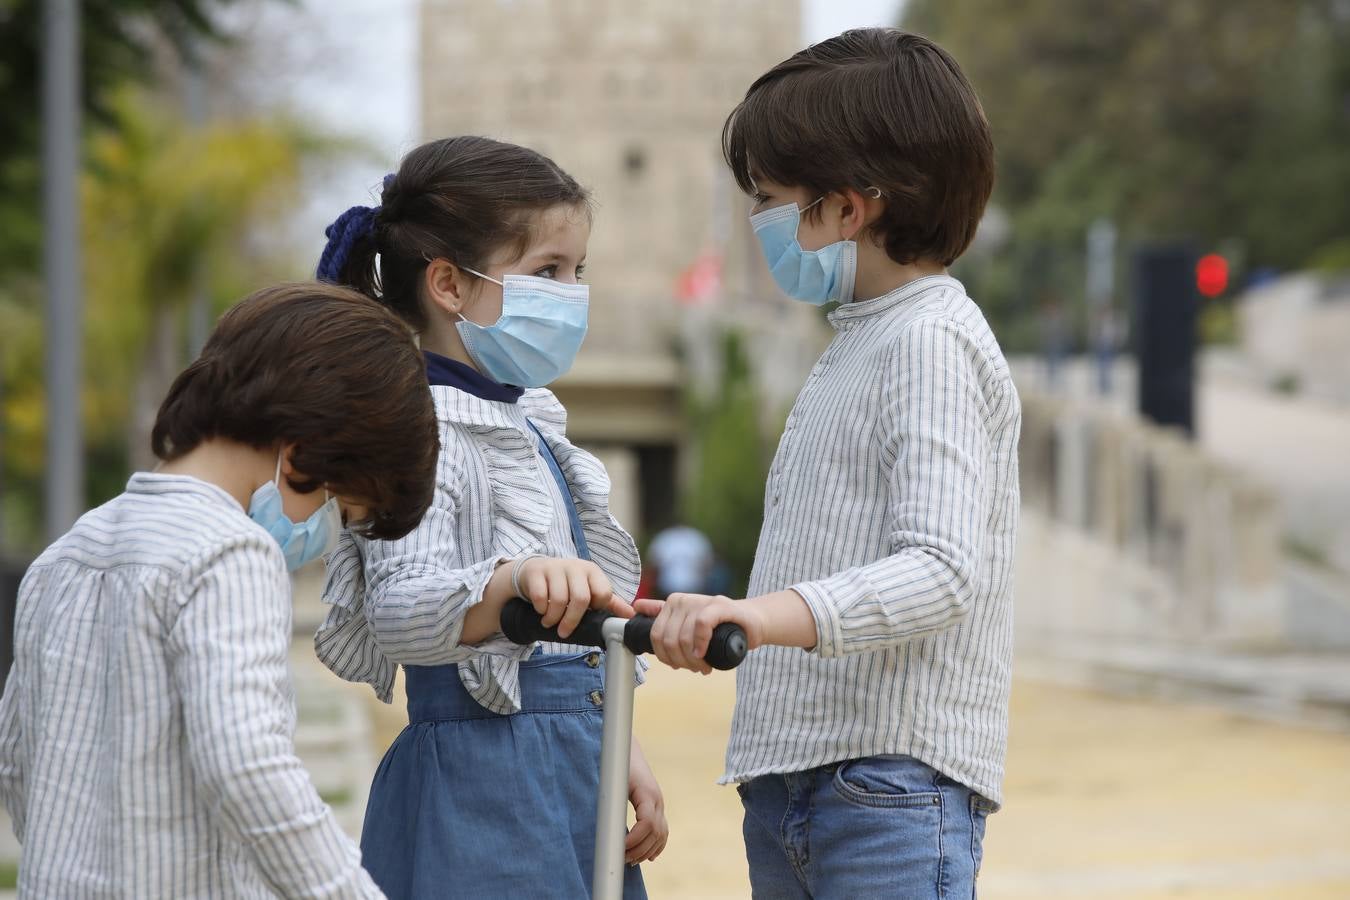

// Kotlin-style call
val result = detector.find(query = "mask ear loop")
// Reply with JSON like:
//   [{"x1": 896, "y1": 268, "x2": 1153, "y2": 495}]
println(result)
[
  {"x1": 273, "y1": 450, "x2": 284, "y2": 486},
  {"x1": 455, "y1": 266, "x2": 503, "y2": 324}
]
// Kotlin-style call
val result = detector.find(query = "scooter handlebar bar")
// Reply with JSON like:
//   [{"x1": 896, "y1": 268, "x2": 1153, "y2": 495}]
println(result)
[{"x1": 500, "y1": 598, "x2": 748, "y2": 671}]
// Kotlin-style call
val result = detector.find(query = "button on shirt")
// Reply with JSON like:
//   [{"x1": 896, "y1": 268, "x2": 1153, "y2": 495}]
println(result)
[
  {"x1": 0, "y1": 474, "x2": 381, "y2": 898},
  {"x1": 724, "y1": 275, "x2": 1021, "y2": 806}
]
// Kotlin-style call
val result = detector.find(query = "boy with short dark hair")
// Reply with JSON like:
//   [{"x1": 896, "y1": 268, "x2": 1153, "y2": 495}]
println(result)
[
  {"x1": 0, "y1": 283, "x2": 439, "y2": 898},
  {"x1": 638, "y1": 29, "x2": 1021, "y2": 897}
]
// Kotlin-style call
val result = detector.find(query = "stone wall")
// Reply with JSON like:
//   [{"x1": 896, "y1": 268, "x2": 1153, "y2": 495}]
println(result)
[{"x1": 1016, "y1": 388, "x2": 1286, "y2": 649}]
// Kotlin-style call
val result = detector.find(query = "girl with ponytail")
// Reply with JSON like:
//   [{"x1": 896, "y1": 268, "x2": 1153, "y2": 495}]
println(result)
[{"x1": 313, "y1": 136, "x2": 665, "y2": 899}]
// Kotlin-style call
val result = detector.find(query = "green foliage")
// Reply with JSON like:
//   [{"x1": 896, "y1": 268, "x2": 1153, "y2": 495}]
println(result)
[
  {"x1": 681, "y1": 330, "x2": 775, "y2": 596},
  {"x1": 904, "y1": 0, "x2": 1350, "y2": 338},
  {"x1": 0, "y1": 0, "x2": 255, "y2": 281},
  {"x1": 1198, "y1": 299, "x2": 1239, "y2": 346},
  {"x1": 1, "y1": 88, "x2": 329, "y2": 550}
]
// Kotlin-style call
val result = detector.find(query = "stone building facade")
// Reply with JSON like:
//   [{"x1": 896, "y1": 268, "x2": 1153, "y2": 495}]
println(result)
[{"x1": 419, "y1": 0, "x2": 827, "y2": 537}]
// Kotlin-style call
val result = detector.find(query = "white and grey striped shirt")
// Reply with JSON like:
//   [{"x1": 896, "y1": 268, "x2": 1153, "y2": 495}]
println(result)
[
  {"x1": 316, "y1": 386, "x2": 643, "y2": 713},
  {"x1": 0, "y1": 474, "x2": 382, "y2": 899},
  {"x1": 725, "y1": 275, "x2": 1021, "y2": 805}
]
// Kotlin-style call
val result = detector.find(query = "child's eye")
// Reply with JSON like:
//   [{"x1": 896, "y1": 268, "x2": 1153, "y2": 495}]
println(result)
[
  {"x1": 575, "y1": 263, "x2": 587, "y2": 281},
  {"x1": 533, "y1": 264, "x2": 558, "y2": 279},
  {"x1": 751, "y1": 192, "x2": 770, "y2": 206}
]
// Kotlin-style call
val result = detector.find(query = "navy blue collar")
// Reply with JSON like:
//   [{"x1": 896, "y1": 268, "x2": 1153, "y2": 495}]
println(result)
[{"x1": 424, "y1": 351, "x2": 524, "y2": 404}]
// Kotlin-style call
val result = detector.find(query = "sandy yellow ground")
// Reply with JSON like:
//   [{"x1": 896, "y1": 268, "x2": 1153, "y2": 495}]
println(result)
[{"x1": 370, "y1": 664, "x2": 1350, "y2": 899}]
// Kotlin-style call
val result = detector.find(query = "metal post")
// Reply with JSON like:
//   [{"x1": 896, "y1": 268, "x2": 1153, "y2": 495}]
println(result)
[
  {"x1": 594, "y1": 618, "x2": 636, "y2": 900},
  {"x1": 42, "y1": 0, "x2": 83, "y2": 541},
  {"x1": 1087, "y1": 218, "x2": 1118, "y2": 396},
  {"x1": 184, "y1": 61, "x2": 210, "y2": 357}
]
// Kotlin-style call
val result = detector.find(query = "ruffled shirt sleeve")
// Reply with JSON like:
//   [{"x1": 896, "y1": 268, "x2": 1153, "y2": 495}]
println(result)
[{"x1": 316, "y1": 386, "x2": 645, "y2": 713}]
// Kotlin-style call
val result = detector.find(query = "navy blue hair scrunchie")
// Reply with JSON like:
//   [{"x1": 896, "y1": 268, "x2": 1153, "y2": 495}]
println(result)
[{"x1": 316, "y1": 204, "x2": 379, "y2": 283}]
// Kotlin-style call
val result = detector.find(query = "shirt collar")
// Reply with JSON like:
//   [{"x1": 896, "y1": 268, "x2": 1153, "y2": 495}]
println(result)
[
  {"x1": 124, "y1": 472, "x2": 244, "y2": 511},
  {"x1": 827, "y1": 274, "x2": 963, "y2": 329},
  {"x1": 424, "y1": 350, "x2": 524, "y2": 403}
]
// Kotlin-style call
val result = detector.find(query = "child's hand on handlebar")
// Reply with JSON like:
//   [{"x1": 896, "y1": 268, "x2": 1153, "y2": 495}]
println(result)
[
  {"x1": 634, "y1": 593, "x2": 765, "y2": 674},
  {"x1": 515, "y1": 557, "x2": 635, "y2": 640}
]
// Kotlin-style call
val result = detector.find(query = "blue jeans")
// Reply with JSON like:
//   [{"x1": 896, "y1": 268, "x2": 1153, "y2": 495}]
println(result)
[{"x1": 738, "y1": 755, "x2": 994, "y2": 899}]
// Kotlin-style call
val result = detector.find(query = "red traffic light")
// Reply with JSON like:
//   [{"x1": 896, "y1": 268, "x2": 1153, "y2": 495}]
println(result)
[{"x1": 1196, "y1": 254, "x2": 1228, "y2": 298}]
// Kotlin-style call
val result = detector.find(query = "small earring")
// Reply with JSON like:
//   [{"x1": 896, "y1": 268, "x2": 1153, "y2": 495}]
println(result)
[{"x1": 866, "y1": 186, "x2": 883, "y2": 199}]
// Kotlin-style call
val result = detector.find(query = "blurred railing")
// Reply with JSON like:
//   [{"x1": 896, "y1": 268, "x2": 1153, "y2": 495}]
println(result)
[{"x1": 1016, "y1": 388, "x2": 1286, "y2": 648}]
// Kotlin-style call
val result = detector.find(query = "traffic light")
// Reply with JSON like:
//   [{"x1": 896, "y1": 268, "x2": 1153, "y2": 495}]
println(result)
[
  {"x1": 1135, "y1": 244, "x2": 1198, "y2": 436},
  {"x1": 1195, "y1": 253, "x2": 1229, "y2": 298}
]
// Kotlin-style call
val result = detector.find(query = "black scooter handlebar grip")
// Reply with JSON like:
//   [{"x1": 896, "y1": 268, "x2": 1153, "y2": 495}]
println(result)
[
  {"x1": 500, "y1": 598, "x2": 610, "y2": 648},
  {"x1": 622, "y1": 616, "x2": 748, "y2": 670}
]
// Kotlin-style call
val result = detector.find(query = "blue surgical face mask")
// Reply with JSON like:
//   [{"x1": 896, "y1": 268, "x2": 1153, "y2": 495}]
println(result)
[
  {"x1": 247, "y1": 452, "x2": 341, "y2": 572},
  {"x1": 455, "y1": 270, "x2": 589, "y2": 388},
  {"x1": 749, "y1": 196, "x2": 859, "y2": 305}
]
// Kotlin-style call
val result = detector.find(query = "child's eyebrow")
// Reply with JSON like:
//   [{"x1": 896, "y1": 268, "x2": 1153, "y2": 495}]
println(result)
[{"x1": 529, "y1": 251, "x2": 585, "y2": 264}]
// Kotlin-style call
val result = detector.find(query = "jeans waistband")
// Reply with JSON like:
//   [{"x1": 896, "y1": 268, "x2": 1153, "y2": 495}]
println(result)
[{"x1": 404, "y1": 651, "x2": 606, "y2": 722}]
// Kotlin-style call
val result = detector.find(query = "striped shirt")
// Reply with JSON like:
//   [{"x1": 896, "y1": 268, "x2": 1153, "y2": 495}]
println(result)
[
  {"x1": 316, "y1": 386, "x2": 643, "y2": 713},
  {"x1": 724, "y1": 275, "x2": 1021, "y2": 805},
  {"x1": 0, "y1": 474, "x2": 382, "y2": 898}
]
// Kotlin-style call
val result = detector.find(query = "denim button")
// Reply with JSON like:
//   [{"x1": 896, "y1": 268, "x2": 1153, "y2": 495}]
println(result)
[
  {"x1": 588, "y1": 690, "x2": 604, "y2": 707},
  {"x1": 585, "y1": 652, "x2": 601, "y2": 669}
]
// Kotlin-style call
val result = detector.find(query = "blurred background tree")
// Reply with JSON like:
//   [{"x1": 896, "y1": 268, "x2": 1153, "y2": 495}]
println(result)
[
  {"x1": 903, "y1": 0, "x2": 1350, "y2": 348},
  {"x1": 0, "y1": 0, "x2": 336, "y2": 551},
  {"x1": 681, "y1": 330, "x2": 773, "y2": 596},
  {"x1": 0, "y1": 0, "x2": 251, "y2": 279}
]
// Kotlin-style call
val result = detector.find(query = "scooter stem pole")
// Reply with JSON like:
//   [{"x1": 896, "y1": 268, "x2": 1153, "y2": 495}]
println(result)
[{"x1": 594, "y1": 617, "x2": 635, "y2": 900}]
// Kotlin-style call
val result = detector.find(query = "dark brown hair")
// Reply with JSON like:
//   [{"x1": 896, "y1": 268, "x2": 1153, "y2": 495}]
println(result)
[
  {"x1": 723, "y1": 28, "x2": 994, "y2": 267},
  {"x1": 327, "y1": 136, "x2": 591, "y2": 329},
  {"x1": 151, "y1": 283, "x2": 439, "y2": 541}
]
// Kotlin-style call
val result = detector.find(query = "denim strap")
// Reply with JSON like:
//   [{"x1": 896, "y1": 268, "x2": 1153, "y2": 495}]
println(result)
[{"x1": 526, "y1": 420, "x2": 592, "y2": 561}]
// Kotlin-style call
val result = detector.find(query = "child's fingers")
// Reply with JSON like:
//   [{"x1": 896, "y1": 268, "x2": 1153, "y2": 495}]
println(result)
[
  {"x1": 556, "y1": 593, "x2": 590, "y2": 639},
  {"x1": 524, "y1": 567, "x2": 550, "y2": 613},
  {"x1": 647, "y1": 604, "x2": 672, "y2": 665},
  {"x1": 693, "y1": 607, "x2": 720, "y2": 659},
  {"x1": 624, "y1": 818, "x2": 652, "y2": 851},
  {"x1": 666, "y1": 604, "x2": 702, "y2": 669},
  {"x1": 566, "y1": 568, "x2": 592, "y2": 609},
  {"x1": 586, "y1": 566, "x2": 614, "y2": 607},
  {"x1": 633, "y1": 598, "x2": 663, "y2": 618},
  {"x1": 655, "y1": 604, "x2": 689, "y2": 670},
  {"x1": 628, "y1": 832, "x2": 661, "y2": 865},
  {"x1": 556, "y1": 569, "x2": 594, "y2": 639},
  {"x1": 606, "y1": 596, "x2": 636, "y2": 618},
  {"x1": 625, "y1": 817, "x2": 663, "y2": 865},
  {"x1": 678, "y1": 607, "x2": 713, "y2": 675},
  {"x1": 538, "y1": 567, "x2": 569, "y2": 627}
]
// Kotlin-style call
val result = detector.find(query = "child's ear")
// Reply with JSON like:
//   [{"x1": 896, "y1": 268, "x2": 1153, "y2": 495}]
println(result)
[
  {"x1": 423, "y1": 258, "x2": 472, "y2": 317},
  {"x1": 838, "y1": 186, "x2": 884, "y2": 242}
]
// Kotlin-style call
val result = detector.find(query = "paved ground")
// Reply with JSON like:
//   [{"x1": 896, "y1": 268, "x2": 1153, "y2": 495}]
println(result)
[
  {"x1": 358, "y1": 658, "x2": 1350, "y2": 900},
  {"x1": 1, "y1": 631, "x2": 1344, "y2": 899}
]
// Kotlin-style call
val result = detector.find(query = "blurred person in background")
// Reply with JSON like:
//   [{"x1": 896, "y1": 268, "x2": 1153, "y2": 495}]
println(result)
[
  {"x1": 0, "y1": 284, "x2": 439, "y2": 898},
  {"x1": 647, "y1": 522, "x2": 715, "y2": 599}
]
